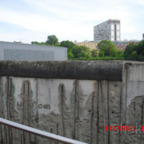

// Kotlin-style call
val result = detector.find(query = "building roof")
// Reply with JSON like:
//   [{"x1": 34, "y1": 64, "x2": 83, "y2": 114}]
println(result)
[
  {"x1": 94, "y1": 19, "x2": 120, "y2": 27},
  {"x1": 0, "y1": 41, "x2": 67, "y2": 50}
]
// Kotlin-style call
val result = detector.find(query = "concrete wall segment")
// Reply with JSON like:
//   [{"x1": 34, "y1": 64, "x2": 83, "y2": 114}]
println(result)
[
  {"x1": 0, "y1": 61, "x2": 144, "y2": 143},
  {"x1": 0, "y1": 61, "x2": 123, "y2": 80}
]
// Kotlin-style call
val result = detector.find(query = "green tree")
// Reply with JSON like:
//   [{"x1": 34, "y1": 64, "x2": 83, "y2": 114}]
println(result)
[
  {"x1": 72, "y1": 45, "x2": 91, "y2": 58},
  {"x1": 99, "y1": 51, "x2": 105, "y2": 57},
  {"x1": 60, "y1": 40, "x2": 75, "y2": 52},
  {"x1": 68, "y1": 51, "x2": 74, "y2": 58},
  {"x1": 71, "y1": 45, "x2": 83, "y2": 58},
  {"x1": 98, "y1": 40, "x2": 118, "y2": 56},
  {"x1": 130, "y1": 51, "x2": 138, "y2": 59},
  {"x1": 31, "y1": 41, "x2": 39, "y2": 44},
  {"x1": 31, "y1": 41, "x2": 48, "y2": 45},
  {"x1": 91, "y1": 49, "x2": 98, "y2": 57},
  {"x1": 81, "y1": 46, "x2": 91, "y2": 56},
  {"x1": 136, "y1": 40, "x2": 144, "y2": 56},
  {"x1": 117, "y1": 50, "x2": 124, "y2": 57},
  {"x1": 46, "y1": 35, "x2": 59, "y2": 46},
  {"x1": 124, "y1": 42, "x2": 136, "y2": 57}
]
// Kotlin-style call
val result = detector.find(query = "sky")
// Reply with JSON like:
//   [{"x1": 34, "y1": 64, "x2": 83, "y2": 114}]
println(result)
[{"x1": 0, "y1": 0, "x2": 144, "y2": 43}]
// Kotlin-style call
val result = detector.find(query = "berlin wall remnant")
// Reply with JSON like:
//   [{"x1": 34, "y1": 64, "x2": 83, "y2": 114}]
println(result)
[
  {"x1": 0, "y1": 61, "x2": 122, "y2": 80},
  {"x1": 0, "y1": 60, "x2": 144, "y2": 144}
]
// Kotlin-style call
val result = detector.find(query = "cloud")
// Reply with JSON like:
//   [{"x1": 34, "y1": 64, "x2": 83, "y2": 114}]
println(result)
[
  {"x1": 0, "y1": 29, "x2": 48, "y2": 43},
  {"x1": 133, "y1": 0, "x2": 144, "y2": 6},
  {"x1": 22, "y1": 0, "x2": 132, "y2": 21},
  {"x1": 0, "y1": 6, "x2": 93, "y2": 41},
  {"x1": 0, "y1": 0, "x2": 143, "y2": 42}
]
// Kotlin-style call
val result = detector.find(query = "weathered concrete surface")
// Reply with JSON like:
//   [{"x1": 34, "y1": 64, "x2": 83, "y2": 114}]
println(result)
[
  {"x1": 120, "y1": 62, "x2": 144, "y2": 144},
  {"x1": 0, "y1": 61, "x2": 144, "y2": 144},
  {"x1": 0, "y1": 61, "x2": 123, "y2": 80}
]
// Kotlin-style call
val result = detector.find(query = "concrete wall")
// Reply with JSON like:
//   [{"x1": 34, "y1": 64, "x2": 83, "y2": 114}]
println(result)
[{"x1": 0, "y1": 61, "x2": 144, "y2": 144}]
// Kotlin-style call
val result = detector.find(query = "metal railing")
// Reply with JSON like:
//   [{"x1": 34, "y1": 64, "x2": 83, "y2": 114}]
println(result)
[{"x1": 0, "y1": 118, "x2": 87, "y2": 144}]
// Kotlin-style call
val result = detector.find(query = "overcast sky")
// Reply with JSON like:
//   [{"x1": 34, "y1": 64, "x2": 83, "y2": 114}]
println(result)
[{"x1": 0, "y1": 0, "x2": 144, "y2": 43}]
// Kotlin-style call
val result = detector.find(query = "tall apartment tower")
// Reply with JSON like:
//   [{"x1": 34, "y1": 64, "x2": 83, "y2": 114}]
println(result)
[{"x1": 94, "y1": 19, "x2": 121, "y2": 42}]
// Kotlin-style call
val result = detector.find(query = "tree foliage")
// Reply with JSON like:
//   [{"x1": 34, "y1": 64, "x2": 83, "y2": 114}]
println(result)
[
  {"x1": 123, "y1": 40, "x2": 144, "y2": 60},
  {"x1": 98, "y1": 40, "x2": 118, "y2": 56},
  {"x1": 60, "y1": 40, "x2": 74, "y2": 49},
  {"x1": 99, "y1": 51, "x2": 105, "y2": 57},
  {"x1": 136, "y1": 40, "x2": 144, "y2": 56},
  {"x1": 68, "y1": 51, "x2": 74, "y2": 58},
  {"x1": 60, "y1": 40, "x2": 75, "y2": 53},
  {"x1": 117, "y1": 50, "x2": 124, "y2": 57},
  {"x1": 31, "y1": 41, "x2": 48, "y2": 45},
  {"x1": 46, "y1": 35, "x2": 59, "y2": 46},
  {"x1": 124, "y1": 42, "x2": 136, "y2": 57},
  {"x1": 72, "y1": 45, "x2": 91, "y2": 58},
  {"x1": 31, "y1": 35, "x2": 144, "y2": 61},
  {"x1": 130, "y1": 51, "x2": 138, "y2": 59},
  {"x1": 91, "y1": 49, "x2": 98, "y2": 57}
]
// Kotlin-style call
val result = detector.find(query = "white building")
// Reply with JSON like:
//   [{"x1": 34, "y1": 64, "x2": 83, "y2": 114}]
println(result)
[
  {"x1": 94, "y1": 19, "x2": 121, "y2": 42},
  {"x1": 0, "y1": 41, "x2": 67, "y2": 61}
]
